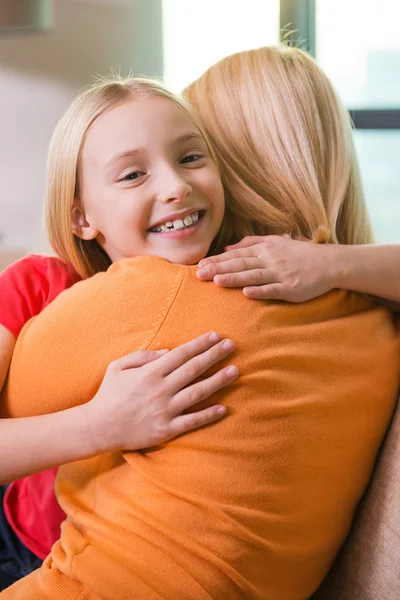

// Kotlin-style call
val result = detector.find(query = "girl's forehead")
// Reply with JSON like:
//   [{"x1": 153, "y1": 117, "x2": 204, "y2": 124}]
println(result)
[
  {"x1": 82, "y1": 96, "x2": 202, "y2": 164},
  {"x1": 95, "y1": 96, "x2": 197, "y2": 137}
]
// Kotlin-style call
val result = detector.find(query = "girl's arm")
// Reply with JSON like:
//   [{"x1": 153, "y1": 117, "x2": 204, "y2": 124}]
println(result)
[
  {"x1": 329, "y1": 244, "x2": 400, "y2": 308},
  {"x1": 0, "y1": 330, "x2": 238, "y2": 484},
  {"x1": 197, "y1": 236, "x2": 400, "y2": 309}
]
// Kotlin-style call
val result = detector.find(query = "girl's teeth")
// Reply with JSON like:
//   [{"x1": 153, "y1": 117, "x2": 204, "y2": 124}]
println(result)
[
  {"x1": 150, "y1": 211, "x2": 201, "y2": 232},
  {"x1": 173, "y1": 219, "x2": 185, "y2": 230}
]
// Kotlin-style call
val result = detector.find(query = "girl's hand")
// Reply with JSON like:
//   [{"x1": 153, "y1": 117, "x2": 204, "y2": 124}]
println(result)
[
  {"x1": 197, "y1": 236, "x2": 337, "y2": 302},
  {"x1": 87, "y1": 332, "x2": 238, "y2": 452}
]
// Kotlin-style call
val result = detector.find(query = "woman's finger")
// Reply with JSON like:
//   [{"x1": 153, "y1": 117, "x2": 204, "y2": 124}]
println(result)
[
  {"x1": 213, "y1": 269, "x2": 276, "y2": 288},
  {"x1": 196, "y1": 257, "x2": 262, "y2": 280},
  {"x1": 170, "y1": 365, "x2": 239, "y2": 420},
  {"x1": 165, "y1": 338, "x2": 235, "y2": 393}
]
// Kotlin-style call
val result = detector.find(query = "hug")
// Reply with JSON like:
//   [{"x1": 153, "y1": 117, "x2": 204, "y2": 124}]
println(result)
[{"x1": 0, "y1": 45, "x2": 399, "y2": 599}]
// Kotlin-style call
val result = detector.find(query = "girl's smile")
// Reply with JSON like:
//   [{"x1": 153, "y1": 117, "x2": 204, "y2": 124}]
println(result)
[{"x1": 148, "y1": 209, "x2": 205, "y2": 236}]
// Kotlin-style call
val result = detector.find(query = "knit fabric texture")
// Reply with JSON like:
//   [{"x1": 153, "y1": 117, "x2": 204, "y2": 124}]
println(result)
[{"x1": 1, "y1": 256, "x2": 399, "y2": 600}]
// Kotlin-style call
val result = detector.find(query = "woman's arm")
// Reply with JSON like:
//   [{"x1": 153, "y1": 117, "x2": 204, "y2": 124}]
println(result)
[
  {"x1": 197, "y1": 236, "x2": 400, "y2": 309},
  {"x1": 0, "y1": 325, "x2": 15, "y2": 391},
  {"x1": 0, "y1": 331, "x2": 238, "y2": 484}
]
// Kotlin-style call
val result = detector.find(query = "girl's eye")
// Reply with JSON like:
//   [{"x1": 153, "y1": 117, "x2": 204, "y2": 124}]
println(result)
[
  {"x1": 181, "y1": 154, "x2": 203, "y2": 164},
  {"x1": 122, "y1": 171, "x2": 143, "y2": 182}
]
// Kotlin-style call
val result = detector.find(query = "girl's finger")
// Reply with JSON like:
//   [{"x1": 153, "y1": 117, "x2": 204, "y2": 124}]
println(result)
[
  {"x1": 225, "y1": 236, "x2": 267, "y2": 250},
  {"x1": 165, "y1": 338, "x2": 236, "y2": 393},
  {"x1": 213, "y1": 269, "x2": 276, "y2": 288},
  {"x1": 111, "y1": 349, "x2": 168, "y2": 371},
  {"x1": 243, "y1": 283, "x2": 285, "y2": 300},
  {"x1": 167, "y1": 403, "x2": 228, "y2": 438},
  {"x1": 154, "y1": 331, "x2": 226, "y2": 377},
  {"x1": 198, "y1": 246, "x2": 256, "y2": 268},
  {"x1": 170, "y1": 364, "x2": 239, "y2": 418},
  {"x1": 196, "y1": 257, "x2": 262, "y2": 280}
]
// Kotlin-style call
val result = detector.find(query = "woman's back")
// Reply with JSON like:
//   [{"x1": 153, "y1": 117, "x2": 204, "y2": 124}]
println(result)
[{"x1": 2, "y1": 256, "x2": 398, "y2": 600}]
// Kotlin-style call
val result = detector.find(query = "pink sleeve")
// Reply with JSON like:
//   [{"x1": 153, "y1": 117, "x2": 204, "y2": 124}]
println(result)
[{"x1": 0, "y1": 255, "x2": 78, "y2": 338}]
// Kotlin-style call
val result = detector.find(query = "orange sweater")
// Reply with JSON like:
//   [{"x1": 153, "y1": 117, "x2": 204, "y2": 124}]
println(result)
[{"x1": 1, "y1": 256, "x2": 399, "y2": 600}]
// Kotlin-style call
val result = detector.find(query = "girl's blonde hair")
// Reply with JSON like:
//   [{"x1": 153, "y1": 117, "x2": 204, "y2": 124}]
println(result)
[
  {"x1": 46, "y1": 76, "x2": 216, "y2": 279},
  {"x1": 184, "y1": 45, "x2": 373, "y2": 248}
]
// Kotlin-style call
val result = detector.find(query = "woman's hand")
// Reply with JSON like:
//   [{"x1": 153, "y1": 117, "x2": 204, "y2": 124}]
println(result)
[
  {"x1": 197, "y1": 236, "x2": 337, "y2": 302},
  {"x1": 88, "y1": 332, "x2": 238, "y2": 452}
]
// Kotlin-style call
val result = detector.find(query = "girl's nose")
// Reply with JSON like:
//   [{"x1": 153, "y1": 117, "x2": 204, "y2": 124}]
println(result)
[{"x1": 157, "y1": 170, "x2": 192, "y2": 204}]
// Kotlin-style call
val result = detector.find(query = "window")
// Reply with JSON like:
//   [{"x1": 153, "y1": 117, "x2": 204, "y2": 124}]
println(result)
[
  {"x1": 316, "y1": 0, "x2": 400, "y2": 241},
  {"x1": 316, "y1": 0, "x2": 400, "y2": 109},
  {"x1": 354, "y1": 131, "x2": 400, "y2": 242},
  {"x1": 162, "y1": 0, "x2": 279, "y2": 92}
]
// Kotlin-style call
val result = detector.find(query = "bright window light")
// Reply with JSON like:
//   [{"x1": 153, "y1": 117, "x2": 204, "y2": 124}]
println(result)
[
  {"x1": 317, "y1": 0, "x2": 400, "y2": 108},
  {"x1": 162, "y1": 0, "x2": 280, "y2": 92}
]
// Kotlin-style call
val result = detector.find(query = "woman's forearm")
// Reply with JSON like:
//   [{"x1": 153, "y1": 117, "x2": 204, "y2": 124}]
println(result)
[
  {"x1": 330, "y1": 244, "x2": 400, "y2": 308},
  {"x1": 0, "y1": 403, "x2": 104, "y2": 484}
]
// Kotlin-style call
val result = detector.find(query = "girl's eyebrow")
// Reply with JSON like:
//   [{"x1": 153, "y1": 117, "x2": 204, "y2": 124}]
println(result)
[
  {"x1": 175, "y1": 132, "x2": 204, "y2": 144},
  {"x1": 104, "y1": 132, "x2": 205, "y2": 173},
  {"x1": 104, "y1": 149, "x2": 140, "y2": 173}
]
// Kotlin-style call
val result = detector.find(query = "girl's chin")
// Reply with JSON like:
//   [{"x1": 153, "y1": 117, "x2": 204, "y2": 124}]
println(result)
[
  {"x1": 107, "y1": 244, "x2": 212, "y2": 266},
  {"x1": 155, "y1": 247, "x2": 210, "y2": 267}
]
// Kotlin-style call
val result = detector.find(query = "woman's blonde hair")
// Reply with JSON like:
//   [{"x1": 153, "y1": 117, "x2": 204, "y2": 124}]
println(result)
[
  {"x1": 184, "y1": 45, "x2": 373, "y2": 248},
  {"x1": 46, "y1": 76, "x2": 216, "y2": 279}
]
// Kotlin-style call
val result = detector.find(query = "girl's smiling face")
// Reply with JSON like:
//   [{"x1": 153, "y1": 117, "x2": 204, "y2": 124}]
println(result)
[{"x1": 73, "y1": 95, "x2": 225, "y2": 266}]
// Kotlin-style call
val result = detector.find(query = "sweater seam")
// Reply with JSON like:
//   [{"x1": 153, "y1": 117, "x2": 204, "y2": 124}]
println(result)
[{"x1": 144, "y1": 267, "x2": 186, "y2": 350}]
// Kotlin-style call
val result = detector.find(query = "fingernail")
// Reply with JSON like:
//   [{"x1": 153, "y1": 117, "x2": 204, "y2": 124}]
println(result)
[
  {"x1": 197, "y1": 268, "x2": 209, "y2": 278},
  {"x1": 155, "y1": 349, "x2": 170, "y2": 354},
  {"x1": 209, "y1": 332, "x2": 220, "y2": 342},
  {"x1": 215, "y1": 275, "x2": 227, "y2": 284},
  {"x1": 243, "y1": 287, "x2": 255, "y2": 297},
  {"x1": 226, "y1": 365, "x2": 239, "y2": 377},
  {"x1": 216, "y1": 406, "x2": 227, "y2": 415},
  {"x1": 222, "y1": 339, "x2": 235, "y2": 351}
]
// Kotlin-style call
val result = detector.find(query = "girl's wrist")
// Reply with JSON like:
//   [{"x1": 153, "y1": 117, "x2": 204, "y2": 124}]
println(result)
[
  {"x1": 74, "y1": 401, "x2": 115, "y2": 456},
  {"x1": 320, "y1": 243, "x2": 350, "y2": 291}
]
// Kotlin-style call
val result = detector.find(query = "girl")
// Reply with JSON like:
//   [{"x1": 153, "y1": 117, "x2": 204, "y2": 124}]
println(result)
[{"x1": 1, "y1": 47, "x2": 398, "y2": 600}]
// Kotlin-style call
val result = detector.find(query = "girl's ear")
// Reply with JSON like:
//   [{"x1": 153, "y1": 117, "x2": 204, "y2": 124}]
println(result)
[{"x1": 71, "y1": 204, "x2": 99, "y2": 240}]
